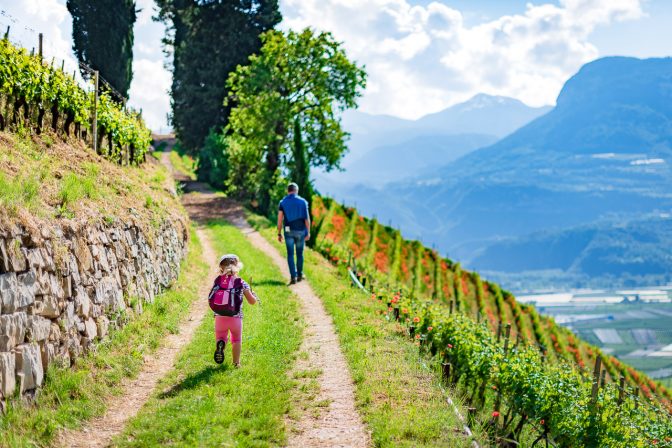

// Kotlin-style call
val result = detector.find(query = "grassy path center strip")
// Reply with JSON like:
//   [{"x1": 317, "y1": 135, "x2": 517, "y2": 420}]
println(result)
[{"x1": 113, "y1": 221, "x2": 303, "y2": 447}]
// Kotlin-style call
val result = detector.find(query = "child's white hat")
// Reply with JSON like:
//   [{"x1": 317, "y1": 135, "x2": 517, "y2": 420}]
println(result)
[{"x1": 219, "y1": 254, "x2": 239, "y2": 264}]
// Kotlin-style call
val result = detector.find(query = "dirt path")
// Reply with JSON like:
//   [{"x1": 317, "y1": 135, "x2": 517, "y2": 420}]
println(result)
[
  {"x1": 57, "y1": 227, "x2": 219, "y2": 448},
  {"x1": 180, "y1": 183, "x2": 371, "y2": 447}
]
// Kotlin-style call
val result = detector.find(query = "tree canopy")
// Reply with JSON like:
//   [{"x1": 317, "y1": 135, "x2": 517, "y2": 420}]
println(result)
[
  {"x1": 66, "y1": 0, "x2": 136, "y2": 99},
  {"x1": 155, "y1": 0, "x2": 281, "y2": 153},
  {"x1": 225, "y1": 29, "x2": 367, "y2": 214}
]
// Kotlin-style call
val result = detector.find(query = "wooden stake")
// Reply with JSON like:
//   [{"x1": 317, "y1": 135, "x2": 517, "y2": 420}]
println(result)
[
  {"x1": 441, "y1": 362, "x2": 451, "y2": 383},
  {"x1": 92, "y1": 71, "x2": 99, "y2": 154},
  {"x1": 38, "y1": 33, "x2": 43, "y2": 58},
  {"x1": 600, "y1": 369, "x2": 606, "y2": 388},
  {"x1": 503, "y1": 323, "x2": 511, "y2": 355},
  {"x1": 617, "y1": 376, "x2": 625, "y2": 406},
  {"x1": 591, "y1": 355, "x2": 602, "y2": 404}
]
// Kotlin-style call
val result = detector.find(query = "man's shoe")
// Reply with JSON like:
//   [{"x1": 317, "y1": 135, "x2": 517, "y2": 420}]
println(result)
[
  {"x1": 290, "y1": 277, "x2": 297, "y2": 285},
  {"x1": 297, "y1": 274, "x2": 304, "y2": 282}
]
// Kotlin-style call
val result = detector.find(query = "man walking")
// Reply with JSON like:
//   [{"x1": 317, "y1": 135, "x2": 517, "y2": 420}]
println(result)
[{"x1": 277, "y1": 182, "x2": 311, "y2": 284}]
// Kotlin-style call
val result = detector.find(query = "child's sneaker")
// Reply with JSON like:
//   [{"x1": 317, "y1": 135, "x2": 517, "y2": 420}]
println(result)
[{"x1": 214, "y1": 340, "x2": 226, "y2": 364}]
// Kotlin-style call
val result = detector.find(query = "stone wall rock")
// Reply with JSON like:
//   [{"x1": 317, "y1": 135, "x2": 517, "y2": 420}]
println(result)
[{"x1": 0, "y1": 218, "x2": 187, "y2": 398}]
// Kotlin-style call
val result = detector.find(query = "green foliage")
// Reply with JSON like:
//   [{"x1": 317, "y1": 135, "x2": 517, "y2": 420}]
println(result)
[
  {"x1": 386, "y1": 294, "x2": 672, "y2": 447},
  {"x1": 0, "y1": 171, "x2": 40, "y2": 214},
  {"x1": 0, "y1": 38, "x2": 151, "y2": 164},
  {"x1": 225, "y1": 28, "x2": 366, "y2": 215},
  {"x1": 66, "y1": 0, "x2": 136, "y2": 99},
  {"x1": 156, "y1": 0, "x2": 281, "y2": 152},
  {"x1": 196, "y1": 129, "x2": 229, "y2": 188}
]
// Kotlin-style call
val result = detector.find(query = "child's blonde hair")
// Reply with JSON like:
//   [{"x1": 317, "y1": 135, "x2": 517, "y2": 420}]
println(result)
[{"x1": 219, "y1": 254, "x2": 243, "y2": 275}]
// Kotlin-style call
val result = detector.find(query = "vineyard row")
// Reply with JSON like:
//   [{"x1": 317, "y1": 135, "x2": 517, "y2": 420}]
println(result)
[
  {"x1": 0, "y1": 37, "x2": 151, "y2": 165},
  {"x1": 310, "y1": 196, "x2": 672, "y2": 405}
]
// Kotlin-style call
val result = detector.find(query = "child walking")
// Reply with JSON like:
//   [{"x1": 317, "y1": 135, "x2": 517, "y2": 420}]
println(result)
[{"x1": 208, "y1": 254, "x2": 258, "y2": 367}]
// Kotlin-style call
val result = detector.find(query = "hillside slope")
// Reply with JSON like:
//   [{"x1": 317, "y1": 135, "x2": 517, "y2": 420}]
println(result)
[
  {"x1": 346, "y1": 56, "x2": 672, "y2": 287},
  {"x1": 309, "y1": 195, "x2": 672, "y2": 407}
]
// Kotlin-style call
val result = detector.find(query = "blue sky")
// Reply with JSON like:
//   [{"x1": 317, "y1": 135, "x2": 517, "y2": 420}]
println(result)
[{"x1": 1, "y1": 0, "x2": 670, "y2": 130}]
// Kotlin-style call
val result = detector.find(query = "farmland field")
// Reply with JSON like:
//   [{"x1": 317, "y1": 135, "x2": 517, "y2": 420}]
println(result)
[{"x1": 535, "y1": 300, "x2": 672, "y2": 383}]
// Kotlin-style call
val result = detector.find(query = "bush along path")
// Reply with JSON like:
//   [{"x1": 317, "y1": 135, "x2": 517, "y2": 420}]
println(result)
[{"x1": 56, "y1": 227, "x2": 219, "y2": 448}]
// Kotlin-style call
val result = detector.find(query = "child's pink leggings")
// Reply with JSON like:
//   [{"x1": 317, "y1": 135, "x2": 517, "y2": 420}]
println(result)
[{"x1": 214, "y1": 316, "x2": 243, "y2": 343}]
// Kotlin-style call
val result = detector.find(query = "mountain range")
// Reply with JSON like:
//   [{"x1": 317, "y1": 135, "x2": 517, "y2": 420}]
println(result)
[
  {"x1": 317, "y1": 94, "x2": 551, "y2": 187},
  {"x1": 322, "y1": 56, "x2": 672, "y2": 289}
]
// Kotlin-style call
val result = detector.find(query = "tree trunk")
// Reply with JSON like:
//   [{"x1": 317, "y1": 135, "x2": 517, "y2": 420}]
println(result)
[
  {"x1": 64, "y1": 112, "x2": 74, "y2": 136},
  {"x1": 51, "y1": 101, "x2": 59, "y2": 132},
  {"x1": 36, "y1": 107, "x2": 45, "y2": 134}
]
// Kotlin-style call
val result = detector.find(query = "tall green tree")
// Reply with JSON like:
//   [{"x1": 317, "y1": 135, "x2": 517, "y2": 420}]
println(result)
[
  {"x1": 67, "y1": 0, "x2": 136, "y2": 99},
  {"x1": 155, "y1": 0, "x2": 281, "y2": 155},
  {"x1": 225, "y1": 29, "x2": 367, "y2": 214}
]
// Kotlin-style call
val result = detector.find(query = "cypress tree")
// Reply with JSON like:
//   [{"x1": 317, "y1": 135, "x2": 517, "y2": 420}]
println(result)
[
  {"x1": 67, "y1": 0, "x2": 137, "y2": 99},
  {"x1": 156, "y1": 0, "x2": 281, "y2": 153}
]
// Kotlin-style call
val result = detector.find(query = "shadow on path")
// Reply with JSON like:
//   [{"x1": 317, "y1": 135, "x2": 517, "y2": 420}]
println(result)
[{"x1": 159, "y1": 364, "x2": 228, "y2": 399}]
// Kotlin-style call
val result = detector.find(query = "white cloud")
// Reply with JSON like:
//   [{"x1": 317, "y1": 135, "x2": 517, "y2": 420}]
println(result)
[
  {"x1": 0, "y1": 0, "x2": 77, "y2": 74},
  {"x1": 135, "y1": 0, "x2": 156, "y2": 26},
  {"x1": 281, "y1": 0, "x2": 644, "y2": 118},
  {"x1": 128, "y1": 58, "x2": 171, "y2": 132}
]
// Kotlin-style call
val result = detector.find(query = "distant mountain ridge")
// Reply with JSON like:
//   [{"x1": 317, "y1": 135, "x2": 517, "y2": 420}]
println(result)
[
  {"x1": 330, "y1": 56, "x2": 672, "y2": 288},
  {"x1": 317, "y1": 93, "x2": 550, "y2": 187}
]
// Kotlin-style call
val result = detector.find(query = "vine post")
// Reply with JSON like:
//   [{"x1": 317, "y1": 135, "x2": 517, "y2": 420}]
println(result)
[
  {"x1": 617, "y1": 376, "x2": 626, "y2": 406},
  {"x1": 590, "y1": 355, "x2": 602, "y2": 405},
  {"x1": 38, "y1": 33, "x2": 43, "y2": 58},
  {"x1": 92, "y1": 70, "x2": 99, "y2": 154}
]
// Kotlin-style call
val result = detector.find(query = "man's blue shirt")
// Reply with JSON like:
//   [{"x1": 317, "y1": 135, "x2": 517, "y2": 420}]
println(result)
[{"x1": 279, "y1": 194, "x2": 309, "y2": 231}]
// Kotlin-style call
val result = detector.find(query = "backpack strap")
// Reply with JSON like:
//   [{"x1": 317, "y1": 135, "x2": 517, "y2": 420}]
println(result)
[{"x1": 233, "y1": 277, "x2": 244, "y2": 290}]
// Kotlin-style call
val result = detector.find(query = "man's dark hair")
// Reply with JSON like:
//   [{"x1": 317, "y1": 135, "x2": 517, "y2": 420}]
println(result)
[{"x1": 288, "y1": 182, "x2": 299, "y2": 193}]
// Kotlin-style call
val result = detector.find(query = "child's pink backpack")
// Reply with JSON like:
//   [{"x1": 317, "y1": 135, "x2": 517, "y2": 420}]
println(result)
[{"x1": 208, "y1": 275, "x2": 244, "y2": 316}]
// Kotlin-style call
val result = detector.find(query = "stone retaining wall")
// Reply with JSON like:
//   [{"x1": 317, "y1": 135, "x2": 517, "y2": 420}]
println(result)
[{"x1": 0, "y1": 218, "x2": 188, "y2": 398}]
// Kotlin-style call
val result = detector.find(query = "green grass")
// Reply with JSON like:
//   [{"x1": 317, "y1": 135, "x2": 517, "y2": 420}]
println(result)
[
  {"x1": 0, "y1": 170, "x2": 42, "y2": 214},
  {"x1": 112, "y1": 221, "x2": 303, "y2": 447},
  {"x1": 252, "y1": 218, "x2": 483, "y2": 447},
  {"x1": 0, "y1": 229, "x2": 209, "y2": 448},
  {"x1": 168, "y1": 150, "x2": 197, "y2": 180}
]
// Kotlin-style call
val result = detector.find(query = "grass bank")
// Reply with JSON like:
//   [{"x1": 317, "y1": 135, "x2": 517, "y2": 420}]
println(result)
[
  {"x1": 0, "y1": 229, "x2": 208, "y2": 448},
  {"x1": 112, "y1": 221, "x2": 303, "y2": 447},
  {"x1": 250, "y1": 218, "x2": 484, "y2": 447}
]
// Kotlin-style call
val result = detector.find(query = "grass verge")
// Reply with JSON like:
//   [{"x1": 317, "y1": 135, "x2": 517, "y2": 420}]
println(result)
[
  {"x1": 0, "y1": 229, "x2": 208, "y2": 448},
  {"x1": 252, "y1": 218, "x2": 485, "y2": 447},
  {"x1": 168, "y1": 150, "x2": 197, "y2": 180},
  {"x1": 112, "y1": 221, "x2": 303, "y2": 447}
]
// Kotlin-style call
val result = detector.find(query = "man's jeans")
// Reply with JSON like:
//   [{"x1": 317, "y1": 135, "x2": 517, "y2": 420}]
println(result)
[{"x1": 284, "y1": 230, "x2": 305, "y2": 279}]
